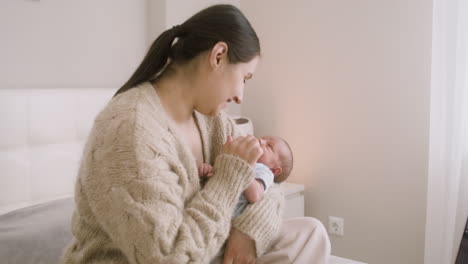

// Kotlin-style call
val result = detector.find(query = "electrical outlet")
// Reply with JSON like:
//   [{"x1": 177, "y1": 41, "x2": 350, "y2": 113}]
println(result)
[{"x1": 328, "y1": 216, "x2": 344, "y2": 236}]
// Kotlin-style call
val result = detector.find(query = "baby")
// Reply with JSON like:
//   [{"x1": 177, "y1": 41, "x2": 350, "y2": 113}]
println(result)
[{"x1": 198, "y1": 136, "x2": 293, "y2": 217}]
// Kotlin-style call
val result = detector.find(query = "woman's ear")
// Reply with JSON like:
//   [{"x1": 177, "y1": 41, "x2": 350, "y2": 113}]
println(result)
[{"x1": 209, "y1": 41, "x2": 228, "y2": 68}]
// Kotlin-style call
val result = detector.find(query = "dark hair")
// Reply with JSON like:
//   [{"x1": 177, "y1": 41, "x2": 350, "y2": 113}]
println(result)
[
  {"x1": 275, "y1": 138, "x2": 294, "y2": 183},
  {"x1": 114, "y1": 4, "x2": 260, "y2": 97}
]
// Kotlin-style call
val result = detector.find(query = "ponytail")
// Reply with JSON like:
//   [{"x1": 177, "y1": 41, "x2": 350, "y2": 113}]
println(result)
[{"x1": 114, "y1": 27, "x2": 180, "y2": 97}]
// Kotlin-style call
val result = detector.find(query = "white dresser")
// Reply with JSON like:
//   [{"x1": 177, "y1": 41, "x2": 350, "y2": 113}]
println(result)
[{"x1": 280, "y1": 182, "x2": 305, "y2": 219}]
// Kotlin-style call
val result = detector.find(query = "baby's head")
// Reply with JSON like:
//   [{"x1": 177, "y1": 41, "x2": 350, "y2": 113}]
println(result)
[{"x1": 257, "y1": 136, "x2": 293, "y2": 183}]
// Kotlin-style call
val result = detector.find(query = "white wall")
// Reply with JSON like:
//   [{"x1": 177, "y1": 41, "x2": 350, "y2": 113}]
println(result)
[
  {"x1": 240, "y1": 1, "x2": 432, "y2": 263},
  {"x1": 147, "y1": 0, "x2": 166, "y2": 47},
  {"x1": 0, "y1": 0, "x2": 147, "y2": 89}
]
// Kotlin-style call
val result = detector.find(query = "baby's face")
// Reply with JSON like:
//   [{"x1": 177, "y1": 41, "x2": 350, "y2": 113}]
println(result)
[{"x1": 257, "y1": 136, "x2": 287, "y2": 169}]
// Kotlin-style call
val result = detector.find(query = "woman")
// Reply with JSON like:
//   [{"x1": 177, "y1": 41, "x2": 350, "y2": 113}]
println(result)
[{"x1": 63, "y1": 4, "x2": 330, "y2": 264}]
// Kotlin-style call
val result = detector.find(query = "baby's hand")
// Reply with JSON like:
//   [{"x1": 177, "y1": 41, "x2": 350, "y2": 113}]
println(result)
[
  {"x1": 223, "y1": 135, "x2": 263, "y2": 166},
  {"x1": 198, "y1": 163, "x2": 214, "y2": 178}
]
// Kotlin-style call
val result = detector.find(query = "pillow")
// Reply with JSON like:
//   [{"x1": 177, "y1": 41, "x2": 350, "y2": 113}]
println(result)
[{"x1": 0, "y1": 198, "x2": 74, "y2": 264}]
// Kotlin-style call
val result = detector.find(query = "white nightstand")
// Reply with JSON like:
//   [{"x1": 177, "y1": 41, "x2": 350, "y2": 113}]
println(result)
[{"x1": 280, "y1": 182, "x2": 305, "y2": 219}]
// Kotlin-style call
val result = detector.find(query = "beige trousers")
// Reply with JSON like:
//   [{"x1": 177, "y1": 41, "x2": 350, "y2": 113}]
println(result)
[{"x1": 211, "y1": 217, "x2": 331, "y2": 264}]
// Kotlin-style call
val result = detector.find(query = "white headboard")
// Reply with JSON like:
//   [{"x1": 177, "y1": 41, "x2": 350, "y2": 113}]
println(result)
[{"x1": 0, "y1": 88, "x2": 116, "y2": 214}]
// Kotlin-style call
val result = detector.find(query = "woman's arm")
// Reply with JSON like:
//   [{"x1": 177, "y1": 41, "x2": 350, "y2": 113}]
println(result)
[{"x1": 82, "y1": 117, "x2": 255, "y2": 263}]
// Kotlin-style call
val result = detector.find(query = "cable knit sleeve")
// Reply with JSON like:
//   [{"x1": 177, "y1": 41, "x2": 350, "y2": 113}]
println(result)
[
  {"x1": 220, "y1": 112, "x2": 285, "y2": 257},
  {"x1": 81, "y1": 114, "x2": 255, "y2": 263}
]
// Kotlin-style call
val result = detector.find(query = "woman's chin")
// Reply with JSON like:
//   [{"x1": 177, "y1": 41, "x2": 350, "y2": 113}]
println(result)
[
  {"x1": 197, "y1": 103, "x2": 226, "y2": 116},
  {"x1": 199, "y1": 108, "x2": 220, "y2": 116}
]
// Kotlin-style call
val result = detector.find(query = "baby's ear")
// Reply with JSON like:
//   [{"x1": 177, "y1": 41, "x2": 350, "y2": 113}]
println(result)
[{"x1": 271, "y1": 167, "x2": 283, "y2": 176}]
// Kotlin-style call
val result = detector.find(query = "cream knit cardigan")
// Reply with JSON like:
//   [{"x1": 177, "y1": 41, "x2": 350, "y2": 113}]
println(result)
[{"x1": 62, "y1": 82, "x2": 284, "y2": 264}]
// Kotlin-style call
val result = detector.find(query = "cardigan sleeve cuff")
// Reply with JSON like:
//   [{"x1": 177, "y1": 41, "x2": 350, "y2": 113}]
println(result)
[
  {"x1": 231, "y1": 185, "x2": 285, "y2": 256},
  {"x1": 202, "y1": 154, "x2": 255, "y2": 210}
]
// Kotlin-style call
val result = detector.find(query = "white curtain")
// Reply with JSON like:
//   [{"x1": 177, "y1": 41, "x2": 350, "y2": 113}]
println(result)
[{"x1": 425, "y1": 0, "x2": 468, "y2": 263}]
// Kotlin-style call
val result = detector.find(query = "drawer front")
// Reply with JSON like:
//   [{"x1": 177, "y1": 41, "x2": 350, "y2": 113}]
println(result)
[{"x1": 283, "y1": 193, "x2": 304, "y2": 219}]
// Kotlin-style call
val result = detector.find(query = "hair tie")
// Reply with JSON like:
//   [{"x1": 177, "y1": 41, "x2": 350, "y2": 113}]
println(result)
[{"x1": 171, "y1": 25, "x2": 184, "y2": 36}]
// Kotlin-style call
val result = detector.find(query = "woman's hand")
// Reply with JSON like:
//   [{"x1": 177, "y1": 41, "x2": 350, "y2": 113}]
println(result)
[
  {"x1": 223, "y1": 228, "x2": 257, "y2": 264},
  {"x1": 223, "y1": 136, "x2": 263, "y2": 165}
]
